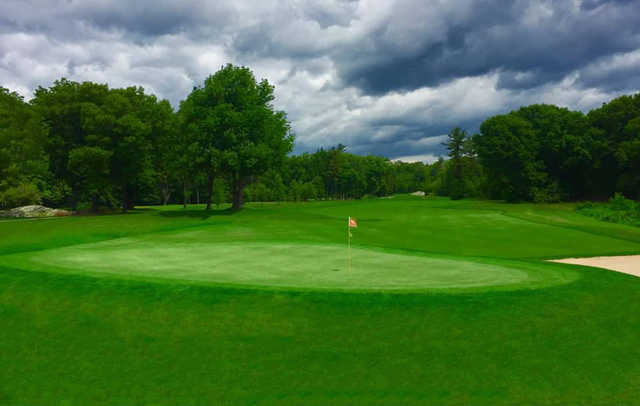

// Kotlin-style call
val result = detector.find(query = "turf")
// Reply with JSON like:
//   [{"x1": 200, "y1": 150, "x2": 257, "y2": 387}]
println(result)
[
  {"x1": 0, "y1": 240, "x2": 579, "y2": 291},
  {"x1": 1, "y1": 196, "x2": 640, "y2": 405}
]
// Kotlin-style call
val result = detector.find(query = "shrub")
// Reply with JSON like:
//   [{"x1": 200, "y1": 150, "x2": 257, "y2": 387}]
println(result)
[
  {"x1": 609, "y1": 193, "x2": 637, "y2": 211},
  {"x1": 41, "y1": 180, "x2": 71, "y2": 207},
  {"x1": 0, "y1": 183, "x2": 41, "y2": 209},
  {"x1": 531, "y1": 181, "x2": 563, "y2": 204},
  {"x1": 576, "y1": 193, "x2": 640, "y2": 227}
]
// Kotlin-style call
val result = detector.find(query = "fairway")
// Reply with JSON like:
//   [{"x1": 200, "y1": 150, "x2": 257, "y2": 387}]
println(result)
[
  {"x1": 1, "y1": 240, "x2": 579, "y2": 291},
  {"x1": 1, "y1": 197, "x2": 640, "y2": 406}
]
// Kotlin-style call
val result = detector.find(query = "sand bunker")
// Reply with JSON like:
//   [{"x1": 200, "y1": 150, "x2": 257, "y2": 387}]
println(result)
[{"x1": 550, "y1": 255, "x2": 640, "y2": 277}]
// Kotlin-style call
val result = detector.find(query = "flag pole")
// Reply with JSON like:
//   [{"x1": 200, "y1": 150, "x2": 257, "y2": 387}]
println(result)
[{"x1": 347, "y1": 217, "x2": 352, "y2": 272}]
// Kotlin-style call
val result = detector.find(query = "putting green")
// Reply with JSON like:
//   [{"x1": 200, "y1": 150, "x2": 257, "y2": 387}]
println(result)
[{"x1": 1, "y1": 239, "x2": 579, "y2": 292}]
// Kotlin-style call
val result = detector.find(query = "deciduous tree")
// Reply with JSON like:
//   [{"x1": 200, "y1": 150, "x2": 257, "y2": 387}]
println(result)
[{"x1": 180, "y1": 64, "x2": 293, "y2": 210}]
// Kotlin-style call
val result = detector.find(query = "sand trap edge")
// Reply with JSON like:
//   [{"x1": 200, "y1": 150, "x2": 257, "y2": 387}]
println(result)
[{"x1": 549, "y1": 255, "x2": 640, "y2": 278}]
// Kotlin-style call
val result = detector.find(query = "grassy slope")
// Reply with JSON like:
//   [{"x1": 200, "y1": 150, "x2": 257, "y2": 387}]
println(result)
[{"x1": 1, "y1": 196, "x2": 640, "y2": 405}]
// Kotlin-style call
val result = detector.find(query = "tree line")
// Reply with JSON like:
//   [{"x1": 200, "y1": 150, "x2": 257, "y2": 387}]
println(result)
[
  {"x1": 422, "y1": 97, "x2": 639, "y2": 203},
  {"x1": 1, "y1": 65, "x2": 293, "y2": 211},
  {"x1": 244, "y1": 95, "x2": 640, "y2": 204},
  {"x1": 1, "y1": 64, "x2": 639, "y2": 211},
  {"x1": 473, "y1": 98, "x2": 640, "y2": 202},
  {"x1": 0, "y1": 64, "x2": 435, "y2": 211}
]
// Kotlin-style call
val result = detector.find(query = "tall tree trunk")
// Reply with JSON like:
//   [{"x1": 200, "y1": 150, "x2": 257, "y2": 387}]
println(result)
[
  {"x1": 205, "y1": 172, "x2": 214, "y2": 210},
  {"x1": 160, "y1": 175, "x2": 171, "y2": 205},
  {"x1": 162, "y1": 190, "x2": 171, "y2": 206},
  {"x1": 126, "y1": 186, "x2": 136, "y2": 211},
  {"x1": 91, "y1": 195, "x2": 99, "y2": 213},
  {"x1": 71, "y1": 189, "x2": 79, "y2": 212},
  {"x1": 122, "y1": 186, "x2": 128, "y2": 213},
  {"x1": 231, "y1": 177, "x2": 246, "y2": 211},
  {"x1": 183, "y1": 180, "x2": 187, "y2": 209},
  {"x1": 232, "y1": 187, "x2": 243, "y2": 210}
]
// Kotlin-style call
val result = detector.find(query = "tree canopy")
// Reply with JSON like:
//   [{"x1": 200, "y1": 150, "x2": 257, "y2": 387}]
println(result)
[
  {"x1": 475, "y1": 100, "x2": 640, "y2": 202},
  {"x1": 179, "y1": 64, "x2": 293, "y2": 210},
  {"x1": 1, "y1": 71, "x2": 639, "y2": 211}
]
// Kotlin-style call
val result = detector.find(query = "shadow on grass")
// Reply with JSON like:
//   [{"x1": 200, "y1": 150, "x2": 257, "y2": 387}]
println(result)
[
  {"x1": 158, "y1": 207, "x2": 235, "y2": 220},
  {"x1": 71, "y1": 208, "x2": 153, "y2": 217}
]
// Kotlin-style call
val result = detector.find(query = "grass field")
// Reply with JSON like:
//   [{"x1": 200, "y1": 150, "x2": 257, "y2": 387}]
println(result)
[{"x1": 1, "y1": 196, "x2": 640, "y2": 405}]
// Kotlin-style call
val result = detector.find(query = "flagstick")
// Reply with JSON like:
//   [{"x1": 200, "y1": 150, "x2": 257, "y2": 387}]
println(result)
[{"x1": 347, "y1": 217, "x2": 352, "y2": 272}]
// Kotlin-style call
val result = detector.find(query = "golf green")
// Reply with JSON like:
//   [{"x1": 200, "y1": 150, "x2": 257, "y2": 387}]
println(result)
[{"x1": 1, "y1": 239, "x2": 579, "y2": 291}]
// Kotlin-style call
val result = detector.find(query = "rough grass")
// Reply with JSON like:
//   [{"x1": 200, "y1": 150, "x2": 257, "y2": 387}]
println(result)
[
  {"x1": 1, "y1": 196, "x2": 640, "y2": 405},
  {"x1": 577, "y1": 194, "x2": 640, "y2": 228}
]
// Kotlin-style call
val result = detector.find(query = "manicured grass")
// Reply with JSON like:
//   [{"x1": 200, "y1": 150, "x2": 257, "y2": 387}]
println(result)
[
  {"x1": 0, "y1": 241, "x2": 579, "y2": 292},
  {"x1": 1, "y1": 196, "x2": 640, "y2": 405}
]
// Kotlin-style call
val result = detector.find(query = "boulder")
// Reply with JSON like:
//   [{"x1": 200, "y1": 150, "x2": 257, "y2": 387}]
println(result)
[
  {"x1": 0, "y1": 205, "x2": 71, "y2": 218},
  {"x1": 410, "y1": 191, "x2": 426, "y2": 197}
]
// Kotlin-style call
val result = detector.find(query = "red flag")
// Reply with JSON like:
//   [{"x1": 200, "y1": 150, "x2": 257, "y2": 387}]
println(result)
[{"x1": 348, "y1": 217, "x2": 358, "y2": 228}]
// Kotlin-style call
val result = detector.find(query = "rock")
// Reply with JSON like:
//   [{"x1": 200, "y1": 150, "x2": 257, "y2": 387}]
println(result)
[
  {"x1": 410, "y1": 191, "x2": 426, "y2": 197},
  {"x1": 0, "y1": 205, "x2": 71, "y2": 218}
]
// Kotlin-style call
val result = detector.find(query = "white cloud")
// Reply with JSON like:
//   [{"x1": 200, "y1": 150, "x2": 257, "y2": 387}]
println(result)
[{"x1": 392, "y1": 154, "x2": 441, "y2": 164}]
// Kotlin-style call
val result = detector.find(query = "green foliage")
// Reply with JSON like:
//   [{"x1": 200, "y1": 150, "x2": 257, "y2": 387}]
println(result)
[
  {"x1": 149, "y1": 99, "x2": 179, "y2": 205},
  {"x1": 284, "y1": 147, "x2": 397, "y2": 200},
  {"x1": 107, "y1": 88, "x2": 156, "y2": 211},
  {"x1": 577, "y1": 193, "x2": 640, "y2": 227},
  {"x1": 67, "y1": 146, "x2": 112, "y2": 211},
  {"x1": 475, "y1": 113, "x2": 544, "y2": 202},
  {"x1": 445, "y1": 127, "x2": 467, "y2": 200},
  {"x1": 444, "y1": 127, "x2": 483, "y2": 200},
  {"x1": 245, "y1": 148, "x2": 444, "y2": 202},
  {"x1": 212, "y1": 177, "x2": 228, "y2": 207},
  {"x1": 423, "y1": 158, "x2": 444, "y2": 195},
  {"x1": 514, "y1": 105, "x2": 591, "y2": 198},
  {"x1": 0, "y1": 87, "x2": 49, "y2": 208},
  {"x1": 476, "y1": 100, "x2": 639, "y2": 202},
  {"x1": 286, "y1": 179, "x2": 317, "y2": 202},
  {"x1": 586, "y1": 94, "x2": 640, "y2": 200},
  {"x1": 4, "y1": 79, "x2": 640, "y2": 210},
  {"x1": 530, "y1": 181, "x2": 563, "y2": 203},
  {"x1": 609, "y1": 192, "x2": 638, "y2": 211},
  {"x1": 263, "y1": 169, "x2": 287, "y2": 202},
  {"x1": 32, "y1": 79, "x2": 174, "y2": 211},
  {"x1": 0, "y1": 183, "x2": 41, "y2": 208},
  {"x1": 41, "y1": 178, "x2": 71, "y2": 207},
  {"x1": 180, "y1": 64, "x2": 294, "y2": 210}
]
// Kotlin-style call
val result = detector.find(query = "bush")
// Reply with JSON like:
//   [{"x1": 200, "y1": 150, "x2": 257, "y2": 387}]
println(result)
[
  {"x1": 609, "y1": 193, "x2": 637, "y2": 211},
  {"x1": 41, "y1": 179, "x2": 71, "y2": 207},
  {"x1": 576, "y1": 193, "x2": 640, "y2": 227},
  {"x1": 530, "y1": 181, "x2": 563, "y2": 203},
  {"x1": 0, "y1": 183, "x2": 41, "y2": 209}
]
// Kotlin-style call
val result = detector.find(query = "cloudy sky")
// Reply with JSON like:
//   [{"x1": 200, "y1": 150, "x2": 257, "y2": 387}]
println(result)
[{"x1": 2, "y1": 0, "x2": 640, "y2": 161}]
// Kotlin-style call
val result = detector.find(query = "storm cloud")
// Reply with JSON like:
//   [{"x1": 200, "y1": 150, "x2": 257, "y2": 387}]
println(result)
[{"x1": 2, "y1": 0, "x2": 640, "y2": 160}]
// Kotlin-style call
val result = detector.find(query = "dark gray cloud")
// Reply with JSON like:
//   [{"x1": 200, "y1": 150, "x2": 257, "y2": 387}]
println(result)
[
  {"x1": 577, "y1": 50, "x2": 640, "y2": 92},
  {"x1": 334, "y1": 0, "x2": 640, "y2": 94},
  {"x1": 1, "y1": 0, "x2": 640, "y2": 162}
]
